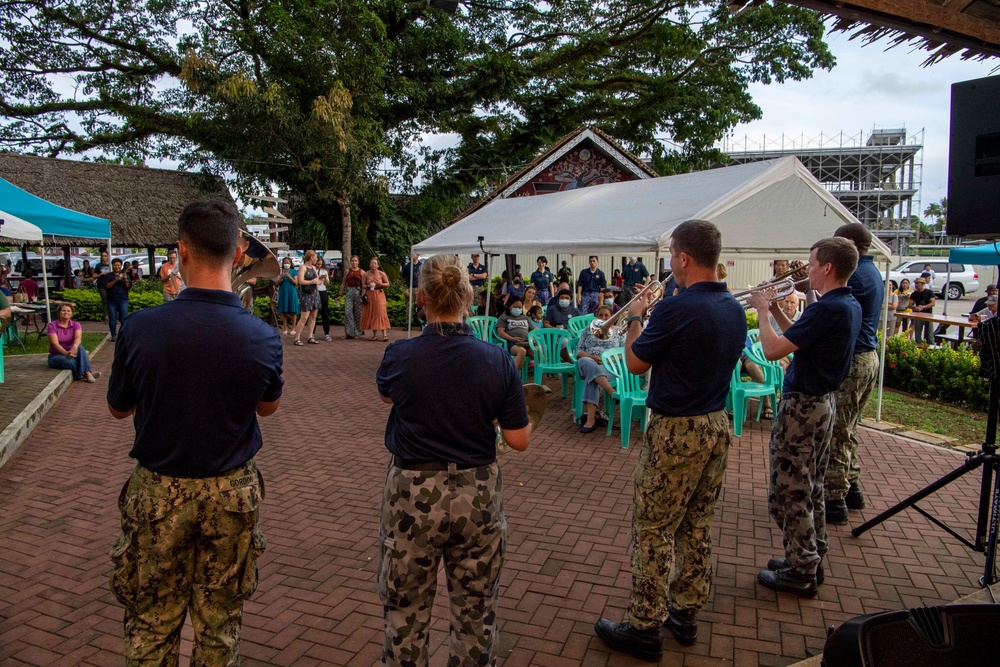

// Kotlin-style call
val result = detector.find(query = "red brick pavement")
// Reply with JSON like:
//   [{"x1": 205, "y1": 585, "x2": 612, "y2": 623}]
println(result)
[{"x1": 0, "y1": 328, "x2": 992, "y2": 666}]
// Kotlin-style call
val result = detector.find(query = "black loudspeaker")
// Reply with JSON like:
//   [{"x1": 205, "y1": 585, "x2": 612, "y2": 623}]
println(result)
[
  {"x1": 947, "y1": 75, "x2": 1000, "y2": 239},
  {"x1": 822, "y1": 604, "x2": 1000, "y2": 666}
]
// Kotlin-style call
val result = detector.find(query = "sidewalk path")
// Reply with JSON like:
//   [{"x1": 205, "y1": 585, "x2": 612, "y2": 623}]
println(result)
[{"x1": 0, "y1": 328, "x2": 990, "y2": 666}]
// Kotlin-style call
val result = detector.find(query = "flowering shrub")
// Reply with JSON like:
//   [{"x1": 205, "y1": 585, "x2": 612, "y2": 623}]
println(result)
[{"x1": 883, "y1": 334, "x2": 989, "y2": 411}]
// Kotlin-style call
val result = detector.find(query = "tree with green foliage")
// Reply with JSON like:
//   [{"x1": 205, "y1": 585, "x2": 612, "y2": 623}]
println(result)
[
  {"x1": 924, "y1": 197, "x2": 947, "y2": 232},
  {"x1": 0, "y1": 0, "x2": 834, "y2": 263}
]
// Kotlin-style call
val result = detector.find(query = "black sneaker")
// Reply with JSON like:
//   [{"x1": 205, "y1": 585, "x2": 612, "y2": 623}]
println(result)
[
  {"x1": 663, "y1": 606, "x2": 698, "y2": 646},
  {"x1": 846, "y1": 482, "x2": 866, "y2": 510},
  {"x1": 594, "y1": 619, "x2": 662, "y2": 662},
  {"x1": 766, "y1": 557, "x2": 824, "y2": 586},
  {"x1": 757, "y1": 566, "x2": 818, "y2": 599},
  {"x1": 826, "y1": 498, "x2": 848, "y2": 525}
]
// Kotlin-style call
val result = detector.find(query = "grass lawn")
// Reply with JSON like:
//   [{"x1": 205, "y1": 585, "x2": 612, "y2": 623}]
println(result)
[
  {"x1": 4, "y1": 331, "x2": 106, "y2": 356},
  {"x1": 864, "y1": 388, "x2": 988, "y2": 447}
]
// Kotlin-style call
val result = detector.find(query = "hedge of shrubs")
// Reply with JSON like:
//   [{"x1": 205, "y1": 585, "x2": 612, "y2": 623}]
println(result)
[{"x1": 883, "y1": 334, "x2": 989, "y2": 411}]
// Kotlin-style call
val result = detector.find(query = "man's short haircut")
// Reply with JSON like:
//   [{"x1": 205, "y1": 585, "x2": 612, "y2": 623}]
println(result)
[
  {"x1": 833, "y1": 223, "x2": 873, "y2": 255},
  {"x1": 589, "y1": 255, "x2": 598, "y2": 261},
  {"x1": 811, "y1": 237, "x2": 858, "y2": 280},
  {"x1": 111, "y1": 258, "x2": 123, "y2": 267},
  {"x1": 178, "y1": 199, "x2": 240, "y2": 263},
  {"x1": 557, "y1": 289, "x2": 572, "y2": 299},
  {"x1": 671, "y1": 219, "x2": 722, "y2": 268}
]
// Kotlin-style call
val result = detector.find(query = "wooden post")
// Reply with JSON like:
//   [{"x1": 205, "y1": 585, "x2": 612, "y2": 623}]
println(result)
[
  {"x1": 63, "y1": 246, "x2": 71, "y2": 289},
  {"x1": 147, "y1": 246, "x2": 155, "y2": 280}
]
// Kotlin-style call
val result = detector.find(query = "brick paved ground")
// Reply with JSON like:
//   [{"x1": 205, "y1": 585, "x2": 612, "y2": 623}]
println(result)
[{"x1": 0, "y1": 326, "x2": 992, "y2": 666}]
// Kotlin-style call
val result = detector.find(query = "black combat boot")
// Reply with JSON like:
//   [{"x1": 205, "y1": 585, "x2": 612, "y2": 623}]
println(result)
[
  {"x1": 757, "y1": 566, "x2": 818, "y2": 599},
  {"x1": 766, "y1": 557, "x2": 825, "y2": 585},
  {"x1": 846, "y1": 482, "x2": 866, "y2": 510},
  {"x1": 663, "y1": 606, "x2": 698, "y2": 646},
  {"x1": 826, "y1": 498, "x2": 849, "y2": 525},
  {"x1": 594, "y1": 619, "x2": 662, "y2": 662}
]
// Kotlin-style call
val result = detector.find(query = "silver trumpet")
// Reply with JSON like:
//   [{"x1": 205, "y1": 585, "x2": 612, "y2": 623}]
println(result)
[
  {"x1": 589, "y1": 277, "x2": 668, "y2": 340},
  {"x1": 232, "y1": 231, "x2": 281, "y2": 310},
  {"x1": 732, "y1": 277, "x2": 797, "y2": 310}
]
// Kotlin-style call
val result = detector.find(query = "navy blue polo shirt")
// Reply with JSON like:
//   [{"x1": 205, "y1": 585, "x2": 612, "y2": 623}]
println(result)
[
  {"x1": 97, "y1": 271, "x2": 130, "y2": 301},
  {"x1": 848, "y1": 255, "x2": 883, "y2": 352},
  {"x1": 107, "y1": 288, "x2": 284, "y2": 477},
  {"x1": 468, "y1": 262, "x2": 488, "y2": 288},
  {"x1": 624, "y1": 262, "x2": 650, "y2": 287},
  {"x1": 530, "y1": 269, "x2": 553, "y2": 292},
  {"x1": 577, "y1": 268, "x2": 607, "y2": 293},
  {"x1": 783, "y1": 287, "x2": 861, "y2": 396},
  {"x1": 545, "y1": 302, "x2": 581, "y2": 328},
  {"x1": 376, "y1": 324, "x2": 529, "y2": 466},
  {"x1": 401, "y1": 260, "x2": 422, "y2": 287},
  {"x1": 631, "y1": 282, "x2": 746, "y2": 416}
]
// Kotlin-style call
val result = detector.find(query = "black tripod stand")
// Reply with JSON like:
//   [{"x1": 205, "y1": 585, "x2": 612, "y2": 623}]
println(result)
[{"x1": 852, "y1": 380, "x2": 1000, "y2": 587}]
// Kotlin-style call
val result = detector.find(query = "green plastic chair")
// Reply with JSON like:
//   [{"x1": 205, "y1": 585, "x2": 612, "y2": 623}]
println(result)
[
  {"x1": 467, "y1": 316, "x2": 502, "y2": 348},
  {"x1": 747, "y1": 328, "x2": 760, "y2": 343},
  {"x1": 600, "y1": 347, "x2": 647, "y2": 448},
  {"x1": 748, "y1": 340, "x2": 784, "y2": 396},
  {"x1": 729, "y1": 360, "x2": 777, "y2": 437},
  {"x1": 568, "y1": 314, "x2": 595, "y2": 339},
  {"x1": 528, "y1": 329, "x2": 575, "y2": 397}
]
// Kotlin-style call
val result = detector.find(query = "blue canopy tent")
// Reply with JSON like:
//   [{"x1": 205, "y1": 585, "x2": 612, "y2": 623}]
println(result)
[
  {"x1": 950, "y1": 243, "x2": 1000, "y2": 266},
  {"x1": 0, "y1": 177, "x2": 111, "y2": 321}
]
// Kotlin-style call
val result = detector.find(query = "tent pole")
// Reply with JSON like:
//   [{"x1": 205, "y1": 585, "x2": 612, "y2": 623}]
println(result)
[
  {"x1": 40, "y1": 243, "x2": 51, "y2": 324},
  {"x1": 483, "y1": 253, "x2": 493, "y2": 341},
  {"x1": 876, "y1": 262, "x2": 891, "y2": 423},
  {"x1": 406, "y1": 249, "x2": 414, "y2": 339},
  {"x1": 942, "y1": 265, "x2": 952, "y2": 315}
]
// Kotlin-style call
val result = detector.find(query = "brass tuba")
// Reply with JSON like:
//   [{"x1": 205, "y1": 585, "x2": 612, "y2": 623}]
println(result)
[{"x1": 232, "y1": 230, "x2": 281, "y2": 310}]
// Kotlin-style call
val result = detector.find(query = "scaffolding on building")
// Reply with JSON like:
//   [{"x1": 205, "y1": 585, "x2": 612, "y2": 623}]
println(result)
[{"x1": 722, "y1": 128, "x2": 924, "y2": 257}]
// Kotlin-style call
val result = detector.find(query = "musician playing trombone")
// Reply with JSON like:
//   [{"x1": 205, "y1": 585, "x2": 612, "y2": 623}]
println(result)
[
  {"x1": 747, "y1": 237, "x2": 860, "y2": 599},
  {"x1": 595, "y1": 220, "x2": 746, "y2": 661}
]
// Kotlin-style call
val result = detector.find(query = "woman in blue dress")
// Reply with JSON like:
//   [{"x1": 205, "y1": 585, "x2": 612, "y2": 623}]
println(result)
[{"x1": 276, "y1": 257, "x2": 300, "y2": 334}]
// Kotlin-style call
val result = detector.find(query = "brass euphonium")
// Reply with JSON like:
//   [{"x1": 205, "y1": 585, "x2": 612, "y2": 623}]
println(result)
[{"x1": 232, "y1": 230, "x2": 281, "y2": 310}]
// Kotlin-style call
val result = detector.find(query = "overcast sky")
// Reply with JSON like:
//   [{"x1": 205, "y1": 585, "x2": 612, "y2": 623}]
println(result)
[{"x1": 726, "y1": 30, "x2": 998, "y2": 218}]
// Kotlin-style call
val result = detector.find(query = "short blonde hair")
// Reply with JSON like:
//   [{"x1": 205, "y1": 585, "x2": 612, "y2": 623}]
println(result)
[
  {"x1": 419, "y1": 255, "x2": 472, "y2": 316},
  {"x1": 58, "y1": 301, "x2": 75, "y2": 316},
  {"x1": 716, "y1": 263, "x2": 727, "y2": 280}
]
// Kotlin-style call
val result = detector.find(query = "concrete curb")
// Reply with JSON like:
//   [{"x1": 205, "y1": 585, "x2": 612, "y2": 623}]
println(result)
[{"x1": 0, "y1": 334, "x2": 110, "y2": 469}]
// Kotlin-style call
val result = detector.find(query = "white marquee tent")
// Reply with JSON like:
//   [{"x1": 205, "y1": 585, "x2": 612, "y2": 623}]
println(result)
[{"x1": 414, "y1": 156, "x2": 892, "y2": 260}]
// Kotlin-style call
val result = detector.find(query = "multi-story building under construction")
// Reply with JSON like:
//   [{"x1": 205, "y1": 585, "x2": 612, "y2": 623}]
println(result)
[{"x1": 723, "y1": 128, "x2": 924, "y2": 255}]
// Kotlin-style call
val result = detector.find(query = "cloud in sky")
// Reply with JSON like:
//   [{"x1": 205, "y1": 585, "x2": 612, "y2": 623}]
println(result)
[{"x1": 728, "y1": 30, "x2": 998, "y2": 218}]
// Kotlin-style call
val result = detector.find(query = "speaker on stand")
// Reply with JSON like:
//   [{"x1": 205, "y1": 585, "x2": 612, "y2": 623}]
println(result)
[{"x1": 947, "y1": 75, "x2": 1000, "y2": 239}]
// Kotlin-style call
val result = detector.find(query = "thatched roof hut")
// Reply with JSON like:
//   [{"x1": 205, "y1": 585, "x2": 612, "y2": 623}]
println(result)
[{"x1": 0, "y1": 152, "x2": 235, "y2": 246}]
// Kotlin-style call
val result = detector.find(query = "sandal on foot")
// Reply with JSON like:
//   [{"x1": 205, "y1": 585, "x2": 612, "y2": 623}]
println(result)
[
  {"x1": 307, "y1": 337, "x2": 318, "y2": 344},
  {"x1": 293, "y1": 340, "x2": 304, "y2": 346},
  {"x1": 762, "y1": 408, "x2": 774, "y2": 420}
]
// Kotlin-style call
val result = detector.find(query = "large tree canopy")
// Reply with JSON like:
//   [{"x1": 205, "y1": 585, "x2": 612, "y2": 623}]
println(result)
[{"x1": 0, "y1": 0, "x2": 834, "y2": 258}]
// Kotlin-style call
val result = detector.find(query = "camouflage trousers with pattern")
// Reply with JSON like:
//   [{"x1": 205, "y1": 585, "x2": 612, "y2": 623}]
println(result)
[
  {"x1": 109, "y1": 460, "x2": 266, "y2": 667},
  {"x1": 628, "y1": 410, "x2": 731, "y2": 630},
  {"x1": 378, "y1": 461, "x2": 505, "y2": 667},
  {"x1": 826, "y1": 349, "x2": 879, "y2": 500},
  {"x1": 769, "y1": 392, "x2": 835, "y2": 576}
]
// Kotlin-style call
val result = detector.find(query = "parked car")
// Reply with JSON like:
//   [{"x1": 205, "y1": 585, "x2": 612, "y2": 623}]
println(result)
[{"x1": 889, "y1": 261, "x2": 979, "y2": 300}]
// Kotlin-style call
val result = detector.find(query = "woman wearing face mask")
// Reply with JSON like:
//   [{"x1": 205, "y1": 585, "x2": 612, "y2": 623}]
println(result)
[
  {"x1": 338, "y1": 255, "x2": 365, "y2": 339},
  {"x1": 496, "y1": 298, "x2": 533, "y2": 371},
  {"x1": 276, "y1": 257, "x2": 300, "y2": 335},
  {"x1": 600, "y1": 289, "x2": 619, "y2": 315},
  {"x1": 544, "y1": 289, "x2": 581, "y2": 330}
]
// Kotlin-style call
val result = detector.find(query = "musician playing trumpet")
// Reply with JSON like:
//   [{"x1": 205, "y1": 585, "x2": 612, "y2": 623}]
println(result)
[
  {"x1": 595, "y1": 220, "x2": 746, "y2": 661},
  {"x1": 375, "y1": 254, "x2": 531, "y2": 667}
]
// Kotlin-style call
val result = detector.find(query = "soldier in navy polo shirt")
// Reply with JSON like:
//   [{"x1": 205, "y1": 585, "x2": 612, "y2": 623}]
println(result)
[
  {"x1": 530, "y1": 255, "x2": 554, "y2": 306},
  {"x1": 107, "y1": 200, "x2": 284, "y2": 665},
  {"x1": 623, "y1": 256, "x2": 650, "y2": 288},
  {"x1": 825, "y1": 224, "x2": 883, "y2": 524},
  {"x1": 376, "y1": 254, "x2": 530, "y2": 666},
  {"x1": 467, "y1": 253, "x2": 488, "y2": 289},
  {"x1": 576, "y1": 255, "x2": 607, "y2": 314},
  {"x1": 748, "y1": 237, "x2": 861, "y2": 599},
  {"x1": 595, "y1": 220, "x2": 746, "y2": 661}
]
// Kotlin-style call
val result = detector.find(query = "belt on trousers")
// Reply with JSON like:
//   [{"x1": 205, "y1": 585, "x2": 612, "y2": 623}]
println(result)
[{"x1": 392, "y1": 455, "x2": 490, "y2": 471}]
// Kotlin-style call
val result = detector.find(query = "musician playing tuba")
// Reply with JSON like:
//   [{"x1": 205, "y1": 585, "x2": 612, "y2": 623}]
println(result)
[{"x1": 375, "y1": 253, "x2": 531, "y2": 667}]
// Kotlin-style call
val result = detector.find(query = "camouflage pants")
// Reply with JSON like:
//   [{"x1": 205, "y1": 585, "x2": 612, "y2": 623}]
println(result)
[
  {"x1": 628, "y1": 411, "x2": 731, "y2": 630},
  {"x1": 769, "y1": 393, "x2": 834, "y2": 576},
  {"x1": 378, "y1": 461, "x2": 505, "y2": 667},
  {"x1": 826, "y1": 350, "x2": 879, "y2": 500},
  {"x1": 109, "y1": 461, "x2": 266, "y2": 667}
]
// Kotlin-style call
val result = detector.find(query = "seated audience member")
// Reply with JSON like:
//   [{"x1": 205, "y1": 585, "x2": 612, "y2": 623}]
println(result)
[
  {"x1": 972, "y1": 284, "x2": 998, "y2": 315},
  {"x1": 611, "y1": 269, "x2": 623, "y2": 290},
  {"x1": 971, "y1": 295, "x2": 998, "y2": 326},
  {"x1": 528, "y1": 305, "x2": 544, "y2": 330},
  {"x1": 742, "y1": 292, "x2": 801, "y2": 418},
  {"x1": 496, "y1": 298, "x2": 533, "y2": 371},
  {"x1": 600, "y1": 288, "x2": 619, "y2": 315},
  {"x1": 576, "y1": 305, "x2": 624, "y2": 433},
  {"x1": 0, "y1": 290, "x2": 11, "y2": 331},
  {"x1": 717, "y1": 263, "x2": 734, "y2": 293},
  {"x1": 474, "y1": 290, "x2": 502, "y2": 318},
  {"x1": 772, "y1": 258, "x2": 789, "y2": 279},
  {"x1": 19, "y1": 270, "x2": 39, "y2": 301},
  {"x1": 522, "y1": 285, "x2": 541, "y2": 310},
  {"x1": 508, "y1": 273, "x2": 526, "y2": 303},
  {"x1": 544, "y1": 289, "x2": 581, "y2": 330},
  {"x1": 547, "y1": 282, "x2": 571, "y2": 309},
  {"x1": 47, "y1": 302, "x2": 100, "y2": 383}
]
